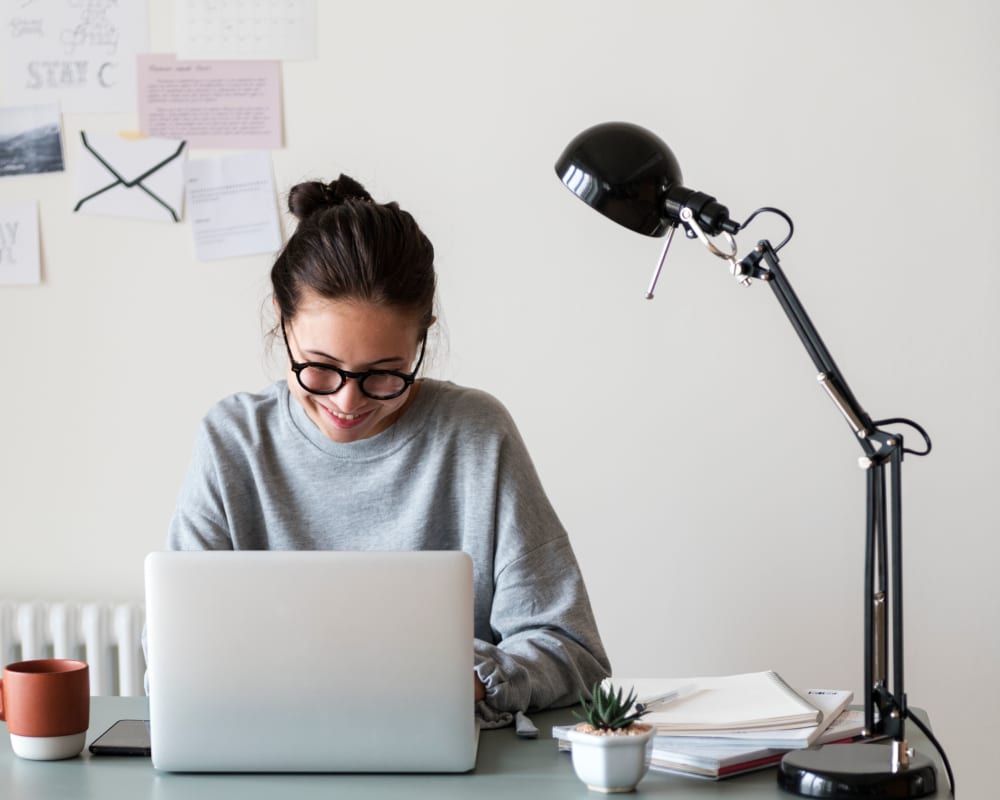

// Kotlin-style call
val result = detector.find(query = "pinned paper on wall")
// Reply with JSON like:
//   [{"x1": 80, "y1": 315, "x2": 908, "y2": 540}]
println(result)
[
  {"x1": 137, "y1": 54, "x2": 283, "y2": 150},
  {"x1": 0, "y1": 201, "x2": 41, "y2": 286},
  {"x1": 0, "y1": 103, "x2": 64, "y2": 178},
  {"x1": 72, "y1": 131, "x2": 187, "y2": 222},
  {"x1": 176, "y1": 0, "x2": 317, "y2": 61},
  {"x1": 184, "y1": 151, "x2": 282, "y2": 261},
  {"x1": 1, "y1": 0, "x2": 150, "y2": 113}
]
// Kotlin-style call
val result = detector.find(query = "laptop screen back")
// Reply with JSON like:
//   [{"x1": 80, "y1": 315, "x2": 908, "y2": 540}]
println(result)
[{"x1": 144, "y1": 550, "x2": 477, "y2": 772}]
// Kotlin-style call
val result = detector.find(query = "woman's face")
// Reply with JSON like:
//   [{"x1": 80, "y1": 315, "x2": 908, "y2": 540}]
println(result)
[{"x1": 282, "y1": 292, "x2": 425, "y2": 443}]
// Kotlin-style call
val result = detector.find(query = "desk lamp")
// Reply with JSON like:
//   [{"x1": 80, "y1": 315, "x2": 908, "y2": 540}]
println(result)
[{"x1": 555, "y1": 121, "x2": 951, "y2": 798}]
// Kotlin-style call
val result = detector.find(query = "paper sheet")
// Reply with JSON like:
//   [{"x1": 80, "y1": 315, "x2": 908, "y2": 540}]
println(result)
[
  {"x1": 1, "y1": 0, "x2": 149, "y2": 113},
  {"x1": 0, "y1": 103, "x2": 64, "y2": 177},
  {"x1": 72, "y1": 132, "x2": 187, "y2": 223},
  {"x1": 176, "y1": 0, "x2": 317, "y2": 60},
  {"x1": 184, "y1": 151, "x2": 282, "y2": 261},
  {"x1": 137, "y1": 54, "x2": 283, "y2": 150},
  {"x1": 0, "y1": 201, "x2": 41, "y2": 286}
]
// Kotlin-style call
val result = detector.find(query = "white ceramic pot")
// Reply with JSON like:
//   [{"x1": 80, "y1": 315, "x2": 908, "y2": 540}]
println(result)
[{"x1": 565, "y1": 723, "x2": 655, "y2": 793}]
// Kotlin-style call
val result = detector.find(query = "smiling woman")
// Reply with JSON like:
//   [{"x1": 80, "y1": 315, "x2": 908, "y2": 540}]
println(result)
[
  {"x1": 163, "y1": 173, "x2": 611, "y2": 718},
  {"x1": 280, "y1": 298, "x2": 426, "y2": 442},
  {"x1": 269, "y1": 174, "x2": 434, "y2": 443}
]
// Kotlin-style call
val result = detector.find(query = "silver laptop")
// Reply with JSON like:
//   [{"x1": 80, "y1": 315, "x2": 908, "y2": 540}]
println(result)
[{"x1": 144, "y1": 550, "x2": 478, "y2": 773}]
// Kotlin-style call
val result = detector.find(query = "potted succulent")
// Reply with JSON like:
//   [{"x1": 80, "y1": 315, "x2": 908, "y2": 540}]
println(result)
[{"x1": 566, "y1": 681, "x2": 656, "y2": 793}]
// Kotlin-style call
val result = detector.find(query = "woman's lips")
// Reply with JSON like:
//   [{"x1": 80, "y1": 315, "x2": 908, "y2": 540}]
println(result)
[{"x1": 321, "y1": 405, "x2": 372, "y2": 430}]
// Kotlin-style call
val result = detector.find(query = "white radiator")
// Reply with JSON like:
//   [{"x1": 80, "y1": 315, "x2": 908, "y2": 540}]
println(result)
[{"x1": 0, "y1": 602, "x2": 146, "y2": 697}]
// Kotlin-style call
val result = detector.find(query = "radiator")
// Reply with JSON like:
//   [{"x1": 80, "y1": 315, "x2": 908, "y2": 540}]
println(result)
[{"x1": 0, "y1": 602, "x2": 146, "y2": 697}]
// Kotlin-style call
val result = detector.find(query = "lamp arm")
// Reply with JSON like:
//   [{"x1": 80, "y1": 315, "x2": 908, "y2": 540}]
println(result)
[
  {"x1": 738, "y1": 237, "x2": 910, "y2": 744},
  {"x1": 743, "y1": 241, "x2": 879, "y2": 457}
]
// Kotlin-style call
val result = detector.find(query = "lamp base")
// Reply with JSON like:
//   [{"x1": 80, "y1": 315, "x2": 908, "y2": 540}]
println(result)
[{"x1": 777, "y1": 742, "x2": 937, "y2": 798}]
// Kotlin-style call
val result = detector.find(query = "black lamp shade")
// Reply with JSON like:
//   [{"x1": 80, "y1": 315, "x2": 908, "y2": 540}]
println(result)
[{"x1": 555, "y1": 121, "x2": 682, "y2": 238}]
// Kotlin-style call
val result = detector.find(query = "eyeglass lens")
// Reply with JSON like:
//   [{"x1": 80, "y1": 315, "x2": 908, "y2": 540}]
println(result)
[{"x1": 297, "y1": 367, "x2": 406, "y2": 398}]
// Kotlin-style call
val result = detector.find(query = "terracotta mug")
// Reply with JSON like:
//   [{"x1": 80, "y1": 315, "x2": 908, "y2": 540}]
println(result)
[{"x1": 0, "y1": 659, "x2": 90, "y2": 760}]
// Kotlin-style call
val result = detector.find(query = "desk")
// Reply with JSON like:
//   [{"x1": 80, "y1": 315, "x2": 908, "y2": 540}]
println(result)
[{"x1": 3, "y1": 697, "x2": 948, "y2": 799}]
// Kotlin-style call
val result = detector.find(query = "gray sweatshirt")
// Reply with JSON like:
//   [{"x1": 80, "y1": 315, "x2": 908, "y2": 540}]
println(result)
[{"x1": 167, "y1": 378, "x2": 611, "y2": 712}]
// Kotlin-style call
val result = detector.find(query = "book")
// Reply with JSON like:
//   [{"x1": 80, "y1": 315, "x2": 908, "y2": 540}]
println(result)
[
  {"x1": 656, "y1": 688, "x2": 854, "y2": 748},
  {"x1": 553, "y1": 707, "x2": 867, "y2": 781},
  {"x1": 619, "y1": 671, "x2": 821, "y2": 734}
]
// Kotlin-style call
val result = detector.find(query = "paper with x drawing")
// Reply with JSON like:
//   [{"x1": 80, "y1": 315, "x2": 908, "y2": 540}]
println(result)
[{"x1": 72, "y1": 132, "x2": 187, "y2": 223}]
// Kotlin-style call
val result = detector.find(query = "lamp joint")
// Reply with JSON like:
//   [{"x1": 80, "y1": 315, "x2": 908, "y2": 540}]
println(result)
[{"x1": 891, "y1": 739, "x2": 914, "y2": 772}]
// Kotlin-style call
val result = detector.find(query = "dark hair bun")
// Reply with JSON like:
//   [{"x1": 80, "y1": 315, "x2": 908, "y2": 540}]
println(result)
[{"x1": 287, "y1": 174, "x2": 374, "y2": 221}]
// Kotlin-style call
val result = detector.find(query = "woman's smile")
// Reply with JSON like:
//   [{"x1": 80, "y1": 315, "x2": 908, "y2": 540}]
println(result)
[{"x1": 320, "y1": 404, "x2": 374, "y2": 428}]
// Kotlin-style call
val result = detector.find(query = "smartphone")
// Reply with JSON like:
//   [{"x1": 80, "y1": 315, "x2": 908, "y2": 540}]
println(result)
[{"x1": 88, "y1": 719, "x2": 152, "y2": 756}]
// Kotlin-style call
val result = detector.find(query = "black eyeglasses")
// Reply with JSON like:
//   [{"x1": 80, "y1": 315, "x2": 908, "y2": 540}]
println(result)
[{"x1": 281, "y1": 319, "x2": 426, "y2": 400}]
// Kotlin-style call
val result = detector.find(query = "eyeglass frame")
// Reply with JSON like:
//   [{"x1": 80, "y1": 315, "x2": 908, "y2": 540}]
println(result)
[{"x1": 280, "y1": 317, "x2": 427, "y2": 400}]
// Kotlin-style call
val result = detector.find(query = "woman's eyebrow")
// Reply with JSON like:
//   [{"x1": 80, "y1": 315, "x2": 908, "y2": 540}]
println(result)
[{"x1": 302, "y1": 348, "x2": 407, "y2": 367}]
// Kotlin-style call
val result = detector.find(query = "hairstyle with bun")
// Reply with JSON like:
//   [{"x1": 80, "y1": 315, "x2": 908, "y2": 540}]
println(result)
[{"x1": 271, "y1": 174, "x2": 436, "y2": 337}]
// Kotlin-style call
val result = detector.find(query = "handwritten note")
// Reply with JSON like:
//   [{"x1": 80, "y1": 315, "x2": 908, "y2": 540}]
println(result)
[
  {"x1": 137, "y1": 54, "x2": 283, "y2": 150},
  {"x1": 1, "y1": 0, "x2": 149, "y2": 113},
  {"x1": 176, "y1": 0, "x2": 317, "y2": 60},
  {"x1": 0, "y1": 202, "x2": 41, "y2": 286},
  {"x1": 185, "y1": 152, "x2": 282, "y2": 261}
]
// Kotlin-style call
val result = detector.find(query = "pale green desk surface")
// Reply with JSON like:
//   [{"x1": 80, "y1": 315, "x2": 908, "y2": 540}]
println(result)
[{"x1": 3, "y1": 697, "x2": 948, "y2": 799}]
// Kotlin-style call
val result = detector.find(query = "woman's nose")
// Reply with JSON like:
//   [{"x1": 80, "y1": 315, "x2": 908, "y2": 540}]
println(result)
[{"x1": 334, "y1": 377, "x2": 367, "y2": 411}]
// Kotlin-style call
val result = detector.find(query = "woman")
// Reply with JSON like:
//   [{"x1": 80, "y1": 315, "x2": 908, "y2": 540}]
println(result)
[{"x1": 167, "y1": 174, "x2": 610, "y2": 715}]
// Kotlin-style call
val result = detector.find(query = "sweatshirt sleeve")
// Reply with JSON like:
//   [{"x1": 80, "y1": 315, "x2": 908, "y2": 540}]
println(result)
[
  {"x1": 166, "y1": 417, "x2": 236, "y2": 551},
  {"x1": 469, "y1": 408, "x2": 611, "y2": 713},
  {"x1": 474, "y1": 536, "x2": 611, "y2": 712}
]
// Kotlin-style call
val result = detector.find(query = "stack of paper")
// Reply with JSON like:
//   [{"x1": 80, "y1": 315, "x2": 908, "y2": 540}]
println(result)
[
  {"x1": 653, "y1": 708, "x2": 865, "y2": 779},
  {"x1": 555, "y1": 708, "x2": 864, "y2": 780},
  {"x1": 554, "y1": 672, "x2": 862, "y2": 781}
]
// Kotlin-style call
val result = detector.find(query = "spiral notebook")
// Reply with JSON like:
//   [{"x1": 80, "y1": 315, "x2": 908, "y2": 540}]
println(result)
[{"x1": 617, "y1": 671, "x2": 821, "y2": 734}]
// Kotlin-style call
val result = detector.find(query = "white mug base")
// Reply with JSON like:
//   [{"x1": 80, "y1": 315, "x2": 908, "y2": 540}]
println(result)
[{"x1": 10, "y1": 732, "x2": 86, "y2": 760}]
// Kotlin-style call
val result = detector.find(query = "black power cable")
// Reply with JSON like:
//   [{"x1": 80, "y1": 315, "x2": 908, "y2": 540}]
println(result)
[{"x1": 906, "y1": 709, "x2": 956, "y2": 796}]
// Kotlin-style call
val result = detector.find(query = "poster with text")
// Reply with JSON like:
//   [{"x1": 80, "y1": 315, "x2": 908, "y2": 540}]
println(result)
[
  {"x1": 0, "y1": 202, "x2": 41, "y2": 286},
  {"x1": 2, "y1": 0, "x2": 149, "y2": 113}
]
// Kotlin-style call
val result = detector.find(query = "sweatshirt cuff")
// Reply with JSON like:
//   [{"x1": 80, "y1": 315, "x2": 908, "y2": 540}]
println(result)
[{"x1": 474, "y1": 643, "x2": 532, "y2": 713}]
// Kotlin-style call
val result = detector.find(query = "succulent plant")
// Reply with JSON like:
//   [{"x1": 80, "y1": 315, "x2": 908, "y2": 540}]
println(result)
[{"x1": 575, "y1": 681, "x2": 649, "y2": 731}]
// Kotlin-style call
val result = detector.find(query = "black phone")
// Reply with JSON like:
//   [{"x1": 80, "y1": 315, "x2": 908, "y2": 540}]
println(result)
[{"x1": 88, "y1": 719, "x2": 152, "y2": 756}]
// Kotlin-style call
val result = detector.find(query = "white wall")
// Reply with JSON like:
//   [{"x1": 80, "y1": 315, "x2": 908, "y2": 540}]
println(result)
[{"x1": 1, "y1": 0, "x2": 995, "y2": 794}]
